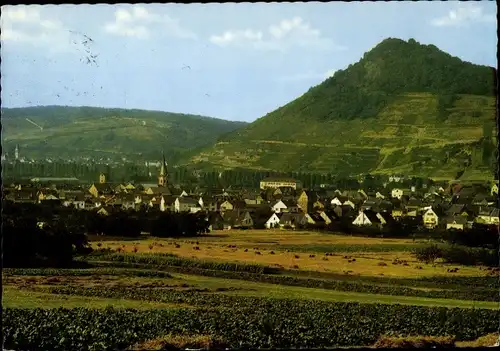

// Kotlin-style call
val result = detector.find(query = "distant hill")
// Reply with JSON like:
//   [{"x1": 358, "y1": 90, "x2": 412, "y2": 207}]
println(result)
[
  {"x1": 1, "y1": 106, "x2": 247, "y2": 162},
  {"x1": 184, "y1": 38, "x2": 497, "y2": 180}
]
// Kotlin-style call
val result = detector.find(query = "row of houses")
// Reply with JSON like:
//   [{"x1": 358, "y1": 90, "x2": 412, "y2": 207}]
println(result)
[{"x1": 4, "y1": 178, "x2": 499, "y2": 231}]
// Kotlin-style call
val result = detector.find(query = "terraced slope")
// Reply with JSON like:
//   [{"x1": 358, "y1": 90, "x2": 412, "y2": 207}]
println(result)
[{"x1": 184, "y1": 38, "x2": 497, "y2": 180}]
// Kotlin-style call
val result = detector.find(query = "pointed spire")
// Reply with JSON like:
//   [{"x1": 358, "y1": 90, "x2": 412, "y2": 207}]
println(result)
[{"x1": 160, "y1": 151, "x2": 168, "y2": 176}]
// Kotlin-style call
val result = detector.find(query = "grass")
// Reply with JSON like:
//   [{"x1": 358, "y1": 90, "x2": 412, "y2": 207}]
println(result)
[
  {"x1": 174, "y1": 273, "x2": 498, "y2": 310},
  {"x1": 90, "y1": 230, "x2": 487, "y2": 278},
  {"x1": 2, "y1": 286, "x2": 189, "y2": 309},
  {"x1": 4, "y1": 271, "x2": 498, "y2": 310}
]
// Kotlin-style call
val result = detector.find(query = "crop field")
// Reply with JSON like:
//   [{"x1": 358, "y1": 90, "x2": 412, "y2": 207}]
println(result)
[
  {"x1": 89, "y1": 230, "x2": 487, "y2": 278},
  {"x1": 4, "y1": 229, "x2": 499, "y2": 349}
]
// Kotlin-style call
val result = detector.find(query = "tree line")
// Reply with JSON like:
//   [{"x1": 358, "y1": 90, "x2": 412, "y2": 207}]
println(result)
[{"x1": 2, "y1": 201, "x2": 210, "y2": 268}]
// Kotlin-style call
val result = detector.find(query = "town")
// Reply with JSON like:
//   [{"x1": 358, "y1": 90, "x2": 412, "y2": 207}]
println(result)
[{"x1": 4, "y1": 153, "x2": 499, "y2": 235}]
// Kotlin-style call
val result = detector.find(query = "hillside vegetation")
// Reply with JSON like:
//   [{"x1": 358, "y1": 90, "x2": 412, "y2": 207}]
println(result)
[
  {"x1": 185, "y1": 38, "x2": 497, "y2": 180},
  {"x1": 1, "y1": 106, "x2": 247, "y2": 162}
]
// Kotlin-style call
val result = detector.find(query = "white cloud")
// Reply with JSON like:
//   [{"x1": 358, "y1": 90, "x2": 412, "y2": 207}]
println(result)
[
  {"x1": 103, "y1": 5, "x2": 196, "y2": 40},
  {"x1": 1, "y1": 6, "x2": 64, "y2": 45},
  {"x1": 210, "y1": 16, "x2": 345, "y2": 52},
  {"x1": 0, "y1": 5, "x2": 84, "y2": 57},
  {"x1": 431, "y1": 4, "x2": 495, "y2": 27}
]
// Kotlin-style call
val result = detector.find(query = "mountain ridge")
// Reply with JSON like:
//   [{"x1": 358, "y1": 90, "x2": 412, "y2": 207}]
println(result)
[
  {"x1": 1, "y1": 105, "x2": 248, "y2": 162},
  {"x1": 182, "y1": 37, "x2": 497, "y2": 180}
]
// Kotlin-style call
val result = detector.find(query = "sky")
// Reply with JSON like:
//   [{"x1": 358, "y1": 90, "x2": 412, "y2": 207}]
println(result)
[{"x1": 0, "y1": 1, "x2": 497, "y2": 122}]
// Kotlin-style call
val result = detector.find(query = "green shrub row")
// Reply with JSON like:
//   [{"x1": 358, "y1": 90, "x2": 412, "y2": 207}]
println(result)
[
  {"x1": 413, "y1": 244, "x2": 498, "y2": 267},
  {"x1": 4, "y1": 300, "x2": 498, "y2": 350},
  {"x1": 69, "y1": 261, "x2": 500, "y2": 302},
  {"x1": 2, "y1": 267, "x2": 173, "y2": 279},
  {"x1": 288, "y1": 268, "x2": 498, "y2": 289},
  {"x1": 276, "y1": 243, "x2": 428, "y2": 253},
  {"x1": 86, "y1": 253, "x2": 280, "y2": 274}
]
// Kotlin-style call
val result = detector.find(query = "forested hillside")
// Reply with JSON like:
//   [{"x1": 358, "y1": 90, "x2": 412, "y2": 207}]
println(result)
[
  {"x1": 186, "y1": 38, "x2": 497, "y2": 180},
  {"x1": 1, "y1": 106, "x2": 247, "y2": 162}
]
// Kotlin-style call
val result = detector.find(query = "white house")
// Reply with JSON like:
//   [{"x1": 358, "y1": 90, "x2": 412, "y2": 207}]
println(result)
[
  {"x1": 63, "y1": 199, "x2": 85, "y2": 210},
  {"x1": 423, "y1": 208, "x2": 439, "y2": 229},
  {"x1": 272, "y1": 200, "x2": 288, "y2": 213},
  {"x1": 220, "y1": 200, "x2": 234, "y2": 212},
  {"x1": 352, "y1": 210, "x2": 387, "y2": 227},
  {"x1": 174, "y1": 197, "x2": 201, "y2": 213},
  {"x1": 352, "y1": 211, "x2": 372, "y2": 226},
  {"x1": 491, "y1": 183, "x2": 498, "y2": 196},
  {"x1": 330, "y1": 197, "x2": 343, "y2": 206},
  {"x1": 265, "y1": 213, "x2": 281, "y2": 229},
  {"x1": 446, "y1": 216, "x2": 467, "y2": 230},
  {"x1": 391, "y1": 188, "x2": 403, "y2": 199}
]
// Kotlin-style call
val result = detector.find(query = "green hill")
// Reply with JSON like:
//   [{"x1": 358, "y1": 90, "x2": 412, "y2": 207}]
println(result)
[
  {"x1": 183, "y1": 38, "x2": 497, "y2": 180},
  {"x1": 1, "y1": 106, "x2": 247, "y2": 162}
]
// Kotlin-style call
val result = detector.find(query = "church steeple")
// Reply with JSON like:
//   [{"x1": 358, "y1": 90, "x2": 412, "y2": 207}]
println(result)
[{"x1": 158, "y1": 151, "x2": 169, "y2": 187}]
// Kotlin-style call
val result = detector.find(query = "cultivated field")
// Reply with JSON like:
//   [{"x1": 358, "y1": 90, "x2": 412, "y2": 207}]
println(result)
[
  {"x1": 90, "y1": 230, "x2": 488, "y2": 278},
  {"x1": 4, "y1": 229, "x2": 499, "y2": 349}
]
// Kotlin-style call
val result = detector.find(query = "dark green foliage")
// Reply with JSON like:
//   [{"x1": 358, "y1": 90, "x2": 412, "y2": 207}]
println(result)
[
  {"x1": 88, "y1": 252, "x2": 279, "y2": 274},
  {"x1": 414, "y1": 244, "x2": 498, "y2": 267},
  {"x1": 150, "y1": 211, "x2": 210, "y2": 237},
  {"x1": 413, "y1": 245, "x2": 443, "y2": 263},
  {"x1": 266, "y1": 38, "x2": 494, "y2": 122},
  {"x1": 3, "y1": 301, "x2": 498, "y2": 350},
  {"x1": 2, "y1": 202, "x2": 91, "y2": 268},
  {"x1": 443, "y1": 224, "x2": 498, "y2": 250}
]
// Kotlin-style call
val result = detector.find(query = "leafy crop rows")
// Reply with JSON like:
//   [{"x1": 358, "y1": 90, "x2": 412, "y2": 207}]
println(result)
[
  {"x1": 88, "y1": 261, "x2": 498, "y2": 302},
  {"x1": 86, "y1": 252, "x2": 279, "y2": 274},
  {"x1": 4, "y1": 301, "x2": 498, "y2": 351}
]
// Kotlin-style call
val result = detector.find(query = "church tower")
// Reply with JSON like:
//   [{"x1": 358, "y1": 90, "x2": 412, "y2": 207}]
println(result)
[
  {"x1": 158, "y1": 152, "x2": 169, "y2": 187},
  {"x1": 99, "y1": 172, "x2": 107, "y2": 184}
]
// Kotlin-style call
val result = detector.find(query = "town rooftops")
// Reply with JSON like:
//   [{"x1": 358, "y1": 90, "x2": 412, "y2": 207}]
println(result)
[{"x1": 261, "y1": 177, "x2": 298, "y2": 183}]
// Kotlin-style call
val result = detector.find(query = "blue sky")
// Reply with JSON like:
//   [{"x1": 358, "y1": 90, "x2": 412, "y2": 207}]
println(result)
[{"x1": 1, "y1": 2, "x2": 497, "y2": 122}]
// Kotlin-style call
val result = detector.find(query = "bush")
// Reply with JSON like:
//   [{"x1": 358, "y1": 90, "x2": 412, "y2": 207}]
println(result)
[
  {"x1": 413, "y1": 245, "x2": 443, "y2": 263},
  {"x1": 414, "y1": 244, "x2": 498, "y2": 267}
]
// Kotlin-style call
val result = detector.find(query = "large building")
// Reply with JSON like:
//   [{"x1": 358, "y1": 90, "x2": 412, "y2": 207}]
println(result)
[{"x1": 260, "y1": 177, "x2": 300, "y2": 190}]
